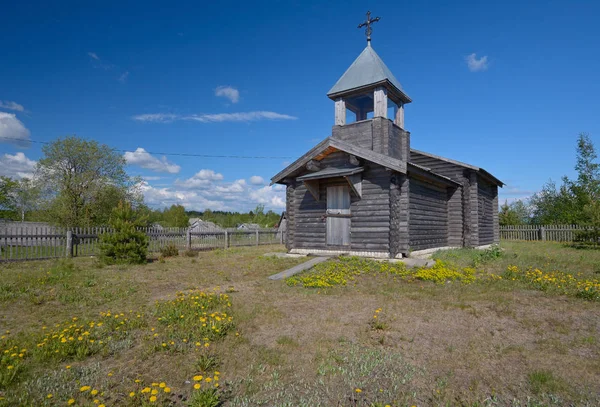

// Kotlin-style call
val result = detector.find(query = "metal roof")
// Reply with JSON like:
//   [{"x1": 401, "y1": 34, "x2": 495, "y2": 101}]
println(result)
[
  {"x1": 327, "y1": 44, "x2": 408, "y2": 99},
  {"x1": 296, "y1": 166, "x2": 364, "y2": 182}
]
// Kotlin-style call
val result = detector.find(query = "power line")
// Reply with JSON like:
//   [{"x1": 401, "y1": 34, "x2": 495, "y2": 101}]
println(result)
[{"x1": 0, "y1": 136, "x2": 295, "y2": 160}]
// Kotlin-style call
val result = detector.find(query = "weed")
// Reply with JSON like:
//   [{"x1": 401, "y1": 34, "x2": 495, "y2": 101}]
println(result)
[
  {"x1": 195, "y1": 353, "x2": 220, "y2": 372},
  {"x1": 160, "y1": 244, "x2": 179, "y2": 258},
  {"x1": 184, "y1": 249, "x2": 199, "y2": 258},
  {"x1": 528, "y1": 370, "x2": 565, "y2": 395}
]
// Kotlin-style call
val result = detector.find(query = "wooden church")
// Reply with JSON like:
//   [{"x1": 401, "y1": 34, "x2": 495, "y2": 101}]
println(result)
[{"x1": 271, "y1": 13, "x2": 503, "y2": 258}]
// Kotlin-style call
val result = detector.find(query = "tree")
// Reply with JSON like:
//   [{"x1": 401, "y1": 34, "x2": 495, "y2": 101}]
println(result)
[
  {"x1": 99, "y1": 201, "x2": 149, "y2": 264},
  {"x1": 36, "y1": 136, "x2": 130, "y2": 227},
  {"x1": 499, "y1": 201, "x2": 522, "y2": 225},
  {"x1": 161, "y1": 204, "x2": 189, "y2": 227},
  {"x1": 530, "y1": 133, "x2": 600, "y2": 224},
  {"x1": 0, "y1": 176, "x2": 18, "y2": 219},
  {"x1": 12, "y1": 178, "x2": 41, "y2": 221}
]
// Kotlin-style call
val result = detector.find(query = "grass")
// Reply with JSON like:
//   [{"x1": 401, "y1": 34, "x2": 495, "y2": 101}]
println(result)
[{"x1": 0, "y1": 242, "x2": 599, "y2": 406}]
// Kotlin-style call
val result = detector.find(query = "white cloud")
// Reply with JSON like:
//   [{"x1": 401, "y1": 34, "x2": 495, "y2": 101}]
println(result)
[
  {"x1": 142, "y1": 176, "x2": 163, "y2": 181},
  {"x1": 249, "y1": 175, "x2": 265, "y2": 185},
  {"x1": 0, "y1": 112, "x2": 31, "y2": 147},
  {"x1": 465, "y1": 53, "x2": 489, "y2": 72},
  {"x1": 132, "y1": 113, "x2": 178, "y2": 123},
  {"x1": 0, "y1": 152, "x2": 37, "y2": 179},
  {"x1": 215, "y1": 179, "x2": 246, "y2": 193},
  {"x1": 147, "y1": 170, "x2": 285, "y2": 212},
  {"x1": 215, "y1": 86, "x2": 240, "y2": 103},
  {"x1": 124, "y1": 147, "x2": 181, "y2": 174},
  {"x1": 118, "y1": 71, "x2": 129, "y2": 83},
  {"x1": 87, "y1": 52, "x2": 100, "y2": 60},
  {"x1": 249, "y1": 184, "x2": 286, "y2": 209},
  {"x1": 175, "y1": 169, "x2": 224, "y2": 188},
  {"x1": 132, "y1": 111, "x2": 297, "y2": 123},
  {"x1": 0, "y1": 101, "x2": 25, "y2": 112}
]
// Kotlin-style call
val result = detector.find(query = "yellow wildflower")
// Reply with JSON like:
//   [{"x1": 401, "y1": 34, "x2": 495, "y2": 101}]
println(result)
[
  {"x1": 149, "y1": 396, "x2": 157, "y2": 402},
  {"x1": 129, "y1": 391, "x2": 136, "y2": 397},
  {"x1": 67, "y1": 399, "x2": 75, "y2": 405},
  {"x1": 194, "y1": 383, "x2": 201, "y2": 389},
  {"x1": 80, "y1": 386, "x2": 91, "y2": 392}
]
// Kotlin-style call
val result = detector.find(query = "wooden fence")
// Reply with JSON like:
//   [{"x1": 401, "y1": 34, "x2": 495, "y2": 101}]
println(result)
[
  {"x1": 0, "y1": 226, "x2": 282, "y2": 262},
  {"x1": 500, "y1": 224, "x2": 586, "y2": 242}
]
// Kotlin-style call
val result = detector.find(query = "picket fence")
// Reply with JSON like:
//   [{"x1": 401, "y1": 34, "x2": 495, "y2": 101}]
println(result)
[
  {"x1": 500, "y1": 224, "x2": 586, "y2": 242},
  {"x1": 0, "y1": 226, "x2": 282, "y2": 262}
]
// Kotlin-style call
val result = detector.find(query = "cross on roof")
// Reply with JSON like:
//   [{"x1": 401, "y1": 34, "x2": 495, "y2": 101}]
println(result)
[{"x1": 357, "y1": 11, "x2": 381, "y2": 45}]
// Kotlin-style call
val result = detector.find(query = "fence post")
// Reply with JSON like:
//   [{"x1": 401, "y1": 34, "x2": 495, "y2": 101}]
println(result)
[
  {"x1": 224, "y1": 230, "x2": 229, "y2": 248},
  {"x1": 256, "y1": 230, "x2": 259, "y2": 246},
  {"x1": 66, "y1": 230, "x2": 73, "y2": 258},
  {"x1": 186, "y1": 229, "x2": 192, "y2": 250},
  {"x1": 539, "y1": 226, "x2": 546, "y2": 241}
]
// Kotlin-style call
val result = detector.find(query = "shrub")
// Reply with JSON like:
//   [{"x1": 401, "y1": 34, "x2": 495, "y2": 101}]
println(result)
[
  {"x1": 99, "y1": 201, "x2": 149, "y2": 265},
  {"x1": 160, "y1": 244, "x2": 179, "y2": 258},
  {"x1": 184, "y1": 249, "x2": 199, "y2": 257}
]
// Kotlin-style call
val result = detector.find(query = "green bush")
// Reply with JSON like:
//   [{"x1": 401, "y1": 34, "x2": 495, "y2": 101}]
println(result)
[
  {"x1": 99, "y1": 201, "x2": 149, "y2": 264},
  {"x1": 160, "y1": 244, "x2": 179, "y2": 258}
]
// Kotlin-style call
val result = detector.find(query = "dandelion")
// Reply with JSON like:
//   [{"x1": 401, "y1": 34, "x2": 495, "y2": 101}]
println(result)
[
  {"x1": 355, "y1": 388, "x2": 362, "y2": 393},
  {"x1": 47, "y1": 394, "x2": 53, "y2": 399},
  {"x1": 193, "y1": 375, "x2": 203, "y2": 381},
  {"x1": 129, "y1": 391, "x2": 136, "y2": 397},
  {"x1": 99, "y1": 405, "x2": 105, "y2": 407},
  {"x1": 91, "y1": 389, "x2": 98, "y2": 396},
  {"x1": 164, "y1": 387, "x2": 171, "y2": 393},
  {"x1": 68, "y1": 399, "x2": 75, "y2": 405},
  {"x1": 149, "y1": 396, "x2": 157, "y2": 402},
  {"x1": 141, "y1": 387, "x2": 151, "y2": 393},
  {"x1": 80, "y1": 385, "x2": 91, "y2": 392},
  {"x1": 65, "y1": 365, "x2": 71, "y2": 369},
  {"x1": 159, "y1": 382, "x2": 166, "y2": 388},
  {"x1": 194, "y1": 383, "x2": 201, "y2": 389},
  {"x1": 151, "y1": 389, "x2": 158, "y2": 395}
]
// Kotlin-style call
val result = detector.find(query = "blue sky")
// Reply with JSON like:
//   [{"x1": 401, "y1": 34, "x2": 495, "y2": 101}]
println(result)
[{"x1": 1, "y1": 0, "x2": 599, "y2": 211}]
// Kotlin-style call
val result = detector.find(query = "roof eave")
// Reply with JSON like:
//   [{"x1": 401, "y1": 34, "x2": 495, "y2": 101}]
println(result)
[{"x1": 327, "y1": 80, "x2": 412, "y2": 104}]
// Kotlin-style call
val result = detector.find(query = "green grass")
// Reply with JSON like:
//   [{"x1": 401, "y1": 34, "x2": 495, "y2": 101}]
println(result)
[{"x1": 0, "y1": 242, "x2": 598, "y2": 406}]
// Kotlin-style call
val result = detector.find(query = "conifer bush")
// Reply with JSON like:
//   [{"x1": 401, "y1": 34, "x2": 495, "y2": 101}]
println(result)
[{"x1": 99, "y1": 201, "x2": 149, "y2": 264}]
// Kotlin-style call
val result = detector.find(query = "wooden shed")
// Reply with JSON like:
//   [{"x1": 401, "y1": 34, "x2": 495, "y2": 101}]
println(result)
[{"x1": 271, "y1": 40, "x2": 503, "y2": 258}]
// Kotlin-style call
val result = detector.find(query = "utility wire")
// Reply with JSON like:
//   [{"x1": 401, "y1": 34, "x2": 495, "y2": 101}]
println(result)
[{"x1": 0, "y1": 136, "x2": 295, "y2": 159}]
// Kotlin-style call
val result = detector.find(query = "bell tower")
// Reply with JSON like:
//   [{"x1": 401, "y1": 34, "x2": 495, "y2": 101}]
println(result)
[{"x1": 328, "y1": 11, "x2": 412, "y2": 160}]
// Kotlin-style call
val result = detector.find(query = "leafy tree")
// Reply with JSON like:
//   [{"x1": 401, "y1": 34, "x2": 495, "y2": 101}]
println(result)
[
  {"x1": 36, "y1": 136, "x2": 131, "y2": 227},
  {"x1": 12, "y1": 178, "x2": 41, "y2": 221},
  {"x1": 530, "y1": 133, "x2": 599, "y2": 224},
  {"x1": 99, "y1": 201, "x2": 149, "y2": 264},
  {"x1": 0, "y1": 176, "x2": 18, "y2": 219},
  {"x1": 161, "y1": 204, "x2": 189, "y2": 227}
]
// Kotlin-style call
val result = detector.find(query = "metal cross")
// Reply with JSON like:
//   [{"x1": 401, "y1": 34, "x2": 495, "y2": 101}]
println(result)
[{"x1": 358, "y1": 11, "x2": 381, "y2": 44}]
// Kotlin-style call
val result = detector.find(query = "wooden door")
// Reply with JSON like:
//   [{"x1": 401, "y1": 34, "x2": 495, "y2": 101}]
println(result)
[{"x1": 326, "y1": 186, "x2": 351, "y2": 246}]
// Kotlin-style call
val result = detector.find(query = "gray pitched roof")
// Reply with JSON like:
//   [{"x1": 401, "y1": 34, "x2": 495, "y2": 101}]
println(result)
[
  {"x1": 411, "y1": 149, "x2": 504, "y2": 186},
  {"x1": 271, "y1": 137, "x2": 406, "y2": 185},
  {"x1": 327, "y1": 44, "x2": 410, "y2": 101}
]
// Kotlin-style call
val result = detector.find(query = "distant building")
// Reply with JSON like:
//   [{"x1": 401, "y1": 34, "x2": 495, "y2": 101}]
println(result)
[
  {"x1": 189, "y1": 218, "x2": 223, "y2": 232},
  {"x1": 237, "y1": 223, "x2": 260, "y2": 230}
]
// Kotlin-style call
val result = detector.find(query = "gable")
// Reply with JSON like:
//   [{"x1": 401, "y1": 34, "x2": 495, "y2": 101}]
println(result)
[{"x1": 271, "y1": 137, "x2": 406, "y2": 185}]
